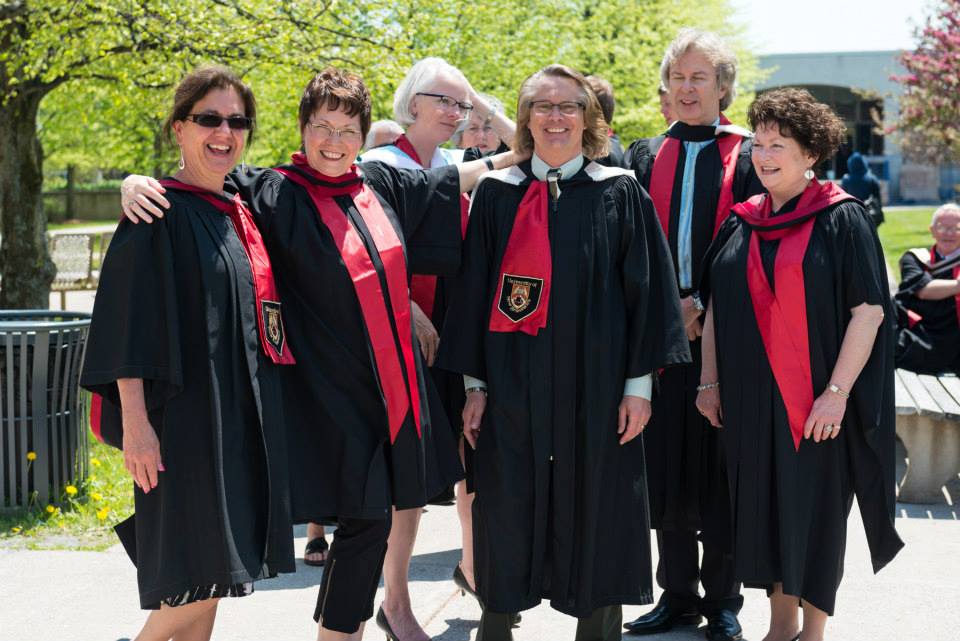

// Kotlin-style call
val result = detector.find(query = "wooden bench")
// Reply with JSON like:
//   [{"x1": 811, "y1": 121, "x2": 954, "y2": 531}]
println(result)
[
  {"x1": 48, "y1": 231, "x2": 113, "y2": 309},
  {"x1": 894, "y1": 368, "x2": 960, "y2": 503}
]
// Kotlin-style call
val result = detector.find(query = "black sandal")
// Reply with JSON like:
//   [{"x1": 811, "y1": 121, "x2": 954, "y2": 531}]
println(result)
[{"x1": 303, "y1": 536, "x2": 329, "y2": 567}]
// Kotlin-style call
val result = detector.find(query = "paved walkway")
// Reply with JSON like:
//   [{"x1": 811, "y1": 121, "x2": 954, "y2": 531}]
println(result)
[{"x1": 1, "y1": 463, "x2": 958, "y2": 641}]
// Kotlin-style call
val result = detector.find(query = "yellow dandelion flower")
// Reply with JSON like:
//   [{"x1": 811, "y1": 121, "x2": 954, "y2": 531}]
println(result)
[
  {"x1": 25, "y1": 451, "x2": 37, "y2": 462},
  {"x1": 65, "y1": 485, "x2": 78, "y2": 496},
  {"x1": 90, "y1": 458, "x2": 101, "y2": 468},
  {"x1": 45, "y1": 505, "x2": 55, "y2": 514},
  {"x1": 91, "y1": 492, "x2": 103, "y2": 502},
  {"x1": 10, "y1": 526, "x2": 21, "y2": 534},
  {"x1": 96, "y1": 507, "x2": 110, "y2": 521}
]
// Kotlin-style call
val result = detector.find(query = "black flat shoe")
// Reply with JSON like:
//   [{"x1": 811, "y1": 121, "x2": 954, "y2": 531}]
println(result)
[
  {"x1": 704, "y1": 609, "x2": 743, "y2": 641},
  {"x1": 623, "y1": 601, "x2": 701, "y2": 635},
  {"x1": 375, "y1": 607, "x2": 399, "y2": 641},
  {"x1": 452, "y1": 566, "x2": 521, "y2": 626},
  {"x1": 302, "y1": 535, "x2": 328, "y2": 567}
]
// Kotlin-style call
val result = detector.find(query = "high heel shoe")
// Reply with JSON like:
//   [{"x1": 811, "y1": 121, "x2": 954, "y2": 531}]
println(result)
[
  {"x1": 452, "y1": 564, "x2": 482, "y2": 604},
  {"x1": 452, "y1": 565, "x2": 521, "y2": 626},
  {"x1": 375, "y1": 606, "x2": 399, "y2": 641}
]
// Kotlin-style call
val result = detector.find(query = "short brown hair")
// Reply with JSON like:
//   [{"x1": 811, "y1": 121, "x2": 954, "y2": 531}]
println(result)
[
  {"x1": 748, "y1": 88, "x2": 847, "y2": 164},
  {"x1": 299, "y1": 68, "x2": 372, "y2": 140},
  {"x1": 514, "y1": 65, "x2": 610, "y2": 160},
  {"x1": 585, "y1": 75, "x2": 615, "y2": 124},
  {"x1": 163, "y1": 65, "x2": 256, "y2": 144}
]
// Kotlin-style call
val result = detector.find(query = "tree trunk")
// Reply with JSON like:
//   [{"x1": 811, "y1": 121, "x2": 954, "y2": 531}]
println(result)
[{"x1": 0, "y1": 89, "x2": 57, "y2": 309}]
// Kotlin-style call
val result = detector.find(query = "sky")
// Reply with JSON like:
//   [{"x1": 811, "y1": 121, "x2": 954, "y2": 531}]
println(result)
[{"x1": 729, "y1": 0, "x2": 934, "y2": 54}]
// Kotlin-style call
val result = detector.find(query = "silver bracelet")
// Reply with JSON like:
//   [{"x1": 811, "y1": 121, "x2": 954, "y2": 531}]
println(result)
[
  {"x1": 465, "y1": 386, "x2": 487, "y2": 395},
  {"x1": 696, "y1": 382, "x2": 720, "y2": 392},
  {"x1": 827, "y1": 383, "x2": 849, "y2": 398}
]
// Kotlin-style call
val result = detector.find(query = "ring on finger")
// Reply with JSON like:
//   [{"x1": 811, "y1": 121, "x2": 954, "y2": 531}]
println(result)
[{"x1": 823, "y1": 424, "x2": 834, "y2": 433}]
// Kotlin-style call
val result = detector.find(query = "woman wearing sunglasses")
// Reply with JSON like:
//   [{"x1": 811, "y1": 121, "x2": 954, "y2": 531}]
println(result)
[
  {"x1": 360, "y1": 56, "x2": 517, "y2": 641},
  {"x1": 83, "y1": 66, "x2": 297, "y2": 641},
  {"x1": 120, "y1": 67, "x2": 523, "y2": 641}
]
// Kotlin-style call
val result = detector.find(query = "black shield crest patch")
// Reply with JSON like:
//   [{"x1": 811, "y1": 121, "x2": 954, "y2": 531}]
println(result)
[
  {"x1": 497, "y1": 274, "x2": 544, "y2": 323},
  {"x1": 261, "y1": 300, "x2": 285, "y2": 355}
]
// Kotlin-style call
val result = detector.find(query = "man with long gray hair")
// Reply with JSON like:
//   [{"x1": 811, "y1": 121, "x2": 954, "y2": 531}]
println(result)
[{"x1": 623, "y1": 28, "x2": 763, "y2": 641}]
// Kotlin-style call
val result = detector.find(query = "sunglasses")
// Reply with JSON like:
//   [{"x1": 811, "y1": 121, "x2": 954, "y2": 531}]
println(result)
[{"x1": 186, "y1": 113, "x2": 254, "y2": 130}]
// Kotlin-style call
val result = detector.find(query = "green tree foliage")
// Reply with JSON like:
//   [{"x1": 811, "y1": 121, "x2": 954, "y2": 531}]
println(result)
[
  {"x1": 1, "y1": 0, "x2": 397, "y2": 307},
  {"x1": 8, "y1": 0, "x2": 756, "y2": 306},
  {"x1": 892, "y1": 0, "x2": 960, "y2": 164}
]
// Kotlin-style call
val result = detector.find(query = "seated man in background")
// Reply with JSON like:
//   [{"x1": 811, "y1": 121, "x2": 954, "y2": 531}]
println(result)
[{"x1": 895, "y1": 203, "x2": 960, "y2": 374}]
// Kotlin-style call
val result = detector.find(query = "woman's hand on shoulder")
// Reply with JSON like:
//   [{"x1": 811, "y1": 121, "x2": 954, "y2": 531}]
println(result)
[{"x1": 121, "y1": 175, "x2": 170, "y2": 224}]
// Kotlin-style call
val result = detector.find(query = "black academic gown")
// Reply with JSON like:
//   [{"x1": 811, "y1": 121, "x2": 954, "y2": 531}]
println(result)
[
  {"x1": 229, "y1": 161, "x2": 464, "y2": 522},
  {"x1": 701, "y1": 198, "x2": 904, "y2": 615},
  {"x1": 437, "y1": 160, "x2": 690, "y2": 617},
  {"x1": 80, "y1": 190, "x2": 295, "y2": 608},
  {"x1": 623, "y1": 123, "x2": 763, "y2": 531},
  {"x1": 894, "y1": 249, "x2": 960, "y2": 374}
]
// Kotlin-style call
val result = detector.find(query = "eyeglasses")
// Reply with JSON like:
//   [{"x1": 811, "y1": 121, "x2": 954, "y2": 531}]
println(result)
[
  {"x1": 416, "y1": 92, "x2": 474, "y2": 114},
  {"x1": 934, "y1": 223, "x2": 960, "y2": 234},
  {"x1": 186, "y1": 113, "x2": 254, "y2": 130},
  {"x1": 529, "y1": 101, "x2": 585, "y2": 117},
  {"x1": 306, "y1": 122, "x2": 363, "y2": 141}
]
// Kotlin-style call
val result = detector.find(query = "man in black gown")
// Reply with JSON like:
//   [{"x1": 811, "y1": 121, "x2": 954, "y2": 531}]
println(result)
[
  {"x1": 438, "y1": 64, "x2": 689, "y2": 641},
  {"x1": 622, "y1": 29, "x2": 762, "y2": 641},
  {"x1": 895, "y1": 203, "x2": 960, "y2": 374}
]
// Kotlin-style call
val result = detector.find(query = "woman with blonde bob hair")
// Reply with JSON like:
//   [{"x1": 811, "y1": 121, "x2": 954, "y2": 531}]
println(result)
[{"x1": 437, "y1": 64, "x2": 689, "y2": 641}]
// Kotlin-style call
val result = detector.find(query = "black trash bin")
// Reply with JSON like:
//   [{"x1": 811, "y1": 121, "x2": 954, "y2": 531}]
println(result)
[{"x1": 0, "y1": 310, "x2": 92, "y2": 508}]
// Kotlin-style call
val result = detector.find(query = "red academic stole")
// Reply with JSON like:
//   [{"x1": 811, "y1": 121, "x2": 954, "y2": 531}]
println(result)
[
  {"x1": 928, "y1": 247, "x2": 960, "y2": 327},
  {"x1": 649, "y1": 114, "x2": 743, "y2": 240},
  {"x1": 160, "y1": 178, "x2": 295, "y2": 365},
  {"x1": 488, "y1": 179, "x2": 552, "y2": 336},
  {"x1": 733, "y1": 180, "x2": 854, "y2": 451},
  {"x1": 275, "y1": 153, "x2": 421, "y2": 443},
  {"x1": 394, "y1": 134, "x2": 470, "y2": 318}
]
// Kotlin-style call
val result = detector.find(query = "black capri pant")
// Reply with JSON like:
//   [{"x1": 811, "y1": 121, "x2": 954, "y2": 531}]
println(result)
[{"x1": 313, "y1": 514, "x2": 392, "y2": 633}]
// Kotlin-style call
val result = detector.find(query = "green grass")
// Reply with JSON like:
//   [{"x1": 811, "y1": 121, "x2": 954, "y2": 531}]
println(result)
[
  {"x1": 878, "y1": 207, "x2": 936, "y2": 281},
  {"x1": 47, "y1": 219, "x2": 118, "y2": 231},
  {"x1": 0, "y1": 433, "x2": 134, "y2": 550}
]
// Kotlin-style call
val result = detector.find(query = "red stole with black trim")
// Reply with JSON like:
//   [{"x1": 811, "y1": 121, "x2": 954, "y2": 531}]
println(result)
[
  {"x1": 928, "y1": 247, "x2": 960, "y2": 327},
  {"x1": 649, "y1": 114, "x2": 743, "y2": 240},
  {"x1": 733, "y1": 180, "x2": 853, "y2": 451},
  {"x1": 488, "y1": 179, "x2": 552, "y2": 336},
  {"x1": 393, "y1": 134, "x2": 470, "y2": 318},
  {"x1": 275, "y1": 153, "x2": 422, "y2": 443},
  {"x1": 160, "y1": 178, "x2": 295, "y2": 366}
]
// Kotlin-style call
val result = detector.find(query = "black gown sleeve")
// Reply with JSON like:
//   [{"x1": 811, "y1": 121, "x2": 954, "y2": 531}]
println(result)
[
  {"x1": 831, "y1": 202, "x2": 904, "y2": 571},
  {"x1": 897, "y1": 251, "x2": 932, "y2": 296},
  {"x1": 359, "y1": 160, "x2": 462, "y2": 275},
  {"x1": 226, "y1": 165, "x2": 283, "y2": 234},
  {"x1": 616, "y1": 177, "x2": 692, "y2": 375},
  {"x1": 435, "y1": 178, "x2": 497, "y2": 381},
  {"x1": 80, "y1": 216, "x2": 184, "y2": 423}
]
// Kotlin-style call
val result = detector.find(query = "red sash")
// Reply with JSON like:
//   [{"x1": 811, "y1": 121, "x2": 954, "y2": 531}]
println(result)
[
  {"x1": 928, "y1": 247, "x2": 960, "y2": 327},
  {"x1": 733, "y1": 180, "x2": 854, "y2": 451},
  {"x1": 649, "y1": 114, "x2": 743, "y2": 240},
  {"x1": 160, "y1": 178, "x2": 295, "y2": 365},
  {"x1": 488, "y1": 180, "x2": 552, "y2": 335},
  {"x1": 393, "y1": 134, "x2": 470, "y2": 318},
  {"x1": 276, "y1": 153, "x2": 422, "y2": 443}
]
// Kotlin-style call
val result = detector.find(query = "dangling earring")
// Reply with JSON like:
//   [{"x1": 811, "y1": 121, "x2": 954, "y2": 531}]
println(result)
[
  {"x1": 178, "y1": 148, "x2": 185, "y2": 171},
  {"x1": 803, "y1": 168, "x2": 815, "y2": 180}
]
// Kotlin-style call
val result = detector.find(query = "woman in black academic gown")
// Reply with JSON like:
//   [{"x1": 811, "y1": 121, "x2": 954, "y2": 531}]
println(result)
[
  {"x1": 437, "y1": 64, "x2": 689, "y2": 641},
  {"x1": 696, "y1": 88, "x2": 904, "y2": 641},
  {"x1": 120, "y1": 68, "x2": 523, "y2": 641},
  {"x1": 82, "y1": 66, "x2": 296, "y2": 641}
]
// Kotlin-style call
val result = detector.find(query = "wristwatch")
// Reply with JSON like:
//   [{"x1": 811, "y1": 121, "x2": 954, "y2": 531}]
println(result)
[{"x1": 690, "y1": 293, "x2": 705, "y2": 313}]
